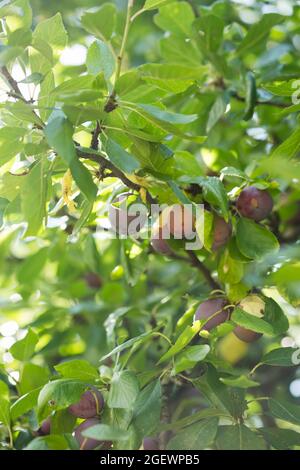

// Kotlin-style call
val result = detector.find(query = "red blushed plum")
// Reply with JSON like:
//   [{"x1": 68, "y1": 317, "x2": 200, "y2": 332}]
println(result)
[
  {"x1": 150, "y1": 226, "x2": 173, "y2": 256},
  {"x1": 74, "y1": 418, "x2": 101, "y2": 450},
  {"x1": 142, "y1": 437, "x2": 160, "y2": 450},
  {"x1": 212, "y1": 215, "x2": 232, "y2": 250},
  {"x1": 194, "y1": 298, "x2": 229, "y2": 331},
  {"x1": 37, "y1": 417, "x2": 51, "y2": 436},
  {"x1": 233, "y1": 294, "x2": 265, "y2": 343},
  {"x1": 233, "y1": 326, "x2": 262, "y2": 343},
  {"x1": 69, "y1": 389, "x2": 104, "y2": 419},
  {"x1": 84, "y1": 272, "x2": 102, "y2": 290},
  {"x1": 161, "y1": 204, "x2": 195, "y2": 240},
  {"x1": 237, "y1": 186, "x2": 273, "y2": 222},
  {"x1": 108, "y1": 192, "x2": 147, "y2": 236}
]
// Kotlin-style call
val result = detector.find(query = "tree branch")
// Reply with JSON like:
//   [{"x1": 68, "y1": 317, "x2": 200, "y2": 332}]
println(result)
[
  {"x1": 186, "y1": 250, "x2": 221, "y2": 290},
  {"x1": 76, "y1": 146, "x2": 157, "y2": 205},
  {"x1": 0, "y1": 65, "x2": 44, "y2": 128},
  {"x1": 232, "y1": 91, "x2": 289, "y2": 109}
]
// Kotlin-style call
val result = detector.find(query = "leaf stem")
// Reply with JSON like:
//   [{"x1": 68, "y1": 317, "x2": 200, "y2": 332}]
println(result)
[{"x1": 113, "y1": 0, "x2": 135, "y2": 88}]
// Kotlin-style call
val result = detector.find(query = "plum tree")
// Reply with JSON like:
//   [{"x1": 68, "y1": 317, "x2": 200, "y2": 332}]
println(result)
[
  {"x1": 74, "y1": 418, "x2": 101, "y2": 450},
  {"x1": 84, "y1": 272, "x2": 102, "y2": 290},
  {"x1": 194, "y1": 298, "x2": 229, "y2": 331},
  {"x1": 108, "y1": 192, "x2": 147, "y2": 236},
  {"x1": 69, "y1": 389, "x2": 104, "y2": 419},
  {"x1": 142, "y1": 437, "x2": 160, "y2": 450},
  {"x1": 237, "y1": 186, "x2": 273, "y2": 221},
  {"x1": 160, "y1": 204, "x2": 195, "y2": 240},
  {"x1": 233, "y1": 295, "x2": 265, "y2": 343},
  {"x1": 212, "y1": 215, "x2": 232, "y2": 250}
]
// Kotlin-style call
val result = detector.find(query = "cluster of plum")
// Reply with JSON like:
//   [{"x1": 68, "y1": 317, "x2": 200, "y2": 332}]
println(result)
[
  {"x1": 195, "y1": 294, "x2": 265, "y2": 343},
  {"x1": 108, "y1": 186, "x2": 273, "y2": 257},
  {"x1": 38, "y1": 388, "x2": 105, "y2": 450}
]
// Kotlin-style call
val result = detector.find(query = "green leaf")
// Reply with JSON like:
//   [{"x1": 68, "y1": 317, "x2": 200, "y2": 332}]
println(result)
[
  {"x1": 260, "y1": 427, "x2": 300, "y2": 450},
  {"x1": 231, "y1": 307, "x2": 273, "y2": 336},
  {"x1": 44, "y1": 115, "x2": 97, "y2": 202},
  {"x1": 216, "y1": 425, "x2": 266, "y2": 450},
  {"x1": 82, "y1": 424, "x2": 130, "y2": 441},
  {"x1": 20, "y1": 159, "x2": 49, "y2": 236},
  {"x1": 8, "y1": 27, "x2": 32, "y2": 47},
  {"x1": 172, "y1": 345, "x2": 210, "y2": 375},
  {"x1": 158, "y1": 322, "x2": 201, "y2": 364},
  {"x1": 218, "y1": 249, "x2": 244, "y2": 284},
  {"x1": 263, "y1": 297, "x2": 289, "y2": 335},
  {"x1": 262, "y1": 80, "x2": 296, "y2": 97},
  {"x1": 105, "y1": 139, "x2": 140, "y2": 174},
  {"x1": 139, "y1": 63, "x2": 203, "y2": 81},
  {"x1": 126, "y1": 102, "x2": 205, "y2": 143},
  {"x1": 167, "y1": 418, "x2": 218, "y2": 450},
  {"x1": 81, "y1": 4, "x2": 116, "y2": 40},
  {"x1": 10, "y1": 388, "x2": 41, "y2": 420},
  {"x1": 51, "y1": 409, "x2": 76, "y2": 435},
  {"x1": 137, "y1": 104, "x2": 198, "y2": 124},
  {"x1": 144, "y1": 0, "x2": 172, "y2": 10},
  {"x1": 0, "y1": 45, "x2": 23, "y2": 65},
  {"x1": 133, "y1": 380, "x2": 161, "y2": 437},
  {"x1": 154, "y1": 1, "x2": 195, "y2": 37},
  {"x1": 19, "y1": 363, "x2": 49, "y2": 395},
  {"x1": 86, "y1": 39, "x2": 115, "y2": 81},
  {"x1": 108, "y1": 370, "x2": 139, "y2": 409},
  {"x1": 20, "y1": 72, "x2": 43, "y2": 84},
  {"x1": 270, "y1": 127, "x2": 300, "y2": 161},
  {"x1": 39, "y1": 71, "x2": 55, "y2": 122},
  {"x1": 236, "y1": 14, "x2": 283, "y2": 57},
  {"x1": 236, "y1": 218, "x2": 279, "y2": 260},
  {"x1": 261, "y1": 347, "x2": 299, "y2": 367},
  {"x1": 54, "y1": 359, "x2": 99, "y2": 381},
  {"x1": 220, "y1": 375, "x2": 259, "y2": 389},
  {"x1": 100, "y1": 331, "x2": 154, "y2": 362},
  {"x1": 32, "y1": 12, "x2": 67, "y2": 61},
  {"x1": 0, "y1": 127, "x2": 27, "y2": 166},
  {"x1": 0, "y1": 396, "x2": 10, "y2": 428},
  {"x1": 206, "y1": 93, "x2": 229, "y2": 133},
  {"x1": 195, "y1": 14, "x2": 224, "y2": 54},
  {"x1": 193, "y1": 366, "x2": 236, "y2": 416},
  {"x1": 17, "y1": 247, "x2": 48, "y2": 284},
  {"x1": 25, "y1": 435, "x2": 69, "y2": 450},
  {"x1": 0, "y1": 0, "x2": 32, "y2": 31},
  {"x1": 269, "y1": 399, "x2": 300, "y2": 426},
  {"x1": 38, "y1": 379, "x2": 89, "y2": 420},
  {"x1": 10, "y1": 328, "x2": 39, "y2": 361},
  {"x1": 201, "y1": 177, "x2": 229, "y2": 221}
]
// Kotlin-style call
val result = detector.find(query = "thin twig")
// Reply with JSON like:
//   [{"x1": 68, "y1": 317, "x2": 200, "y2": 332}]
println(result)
[
  {"x1": 0, "y1": 65, "x2": 44, "y2": 128},
  {"x1": 232, "y1": 91, "x2": 289, "y2": 109},
  {"x1": 186, "y1": 250, "x2": 220, "y2": 290},
  {"x1": 77, "y1": 146, "x2": 157, "y2": 205}
]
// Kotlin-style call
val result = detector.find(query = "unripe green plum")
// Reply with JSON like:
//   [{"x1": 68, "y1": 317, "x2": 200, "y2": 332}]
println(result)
[
  {"x1": 69, "y1": 389, "x2": 104, "y2": 419},
  {"x1": 194, "y1": 298, "x2": 229, "y2": 331},
  {"x1": 212, "y1": 215, "x2": 232, "y2": 250},
  {"x1": 233, "y1": 295, "x2": 265, "y2": 343},
  {"x1": 108, "y1": 192, "x2": 147, "y2": 236},
  {"x1": 74, "y1": 418, "x2": 101, "y2": 450},
  {"x1": 237, "y1": 186, "x2": 273, "y2": 221}
]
